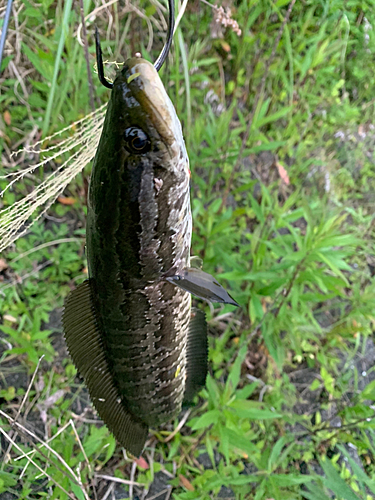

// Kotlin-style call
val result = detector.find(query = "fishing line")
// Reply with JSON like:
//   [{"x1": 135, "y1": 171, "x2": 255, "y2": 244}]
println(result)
[{"x1": 0, "y1": 0, "x2": 187, "y2": 253}]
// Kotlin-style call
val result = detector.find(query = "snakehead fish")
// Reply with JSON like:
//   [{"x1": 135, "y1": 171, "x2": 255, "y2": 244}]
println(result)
[{"x1": 62, "y1": 57, "x2": 237, "y2": 457}]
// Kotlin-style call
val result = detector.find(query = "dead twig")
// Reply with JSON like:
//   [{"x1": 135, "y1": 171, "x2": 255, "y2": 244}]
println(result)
[
  {"x1": 0, "y1": 409, "x2": 91, "y2": 500},
  {"x1": 163, "y1": 409, "x2": 191, "y2": 443},
  {"x1": 95, "y1": 473, "x2": 143, "y2": 487},
  {"x1": 0, "y1": 426, "x2": 78, "y2": 500},
  {"x1": 2, "y1": 356, "x2": 44, "y2": 465}
]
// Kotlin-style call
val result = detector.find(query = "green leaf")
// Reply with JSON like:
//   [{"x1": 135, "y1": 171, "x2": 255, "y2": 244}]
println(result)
[
  {"x1": 235, "y1": 382, "x2": 259, "y2": 400},
  {"x1": 219, "y1": 426, "x2": 230, "y2": 464},
  {"x1": 262, "y1": 322, "x2": 284, "y2": 368},
  {"x1": 219, "y1": 271, "x2": 278, "y2": 281},
  {"x1": 22, "y1": 44, "x2": 53, "y2": 81},
  {"x1": 226, "y1": 344, "x2": 247, "y2": 393},
  {"x1": 256, "y1": 106, "x2": 293, "y2": 127},
  {"x1": 83, "y1": 426, "x2": 110, "y2": 457},
  {"x1": 276, "y1": 0, "x2": 292, "y2": 6},
  {"x1": 361, "y1": 379, "x2": 375, "y2": 400},
  {"x1": 205, "y1": 434, "x2": 215, "y2": 468},
  {"x1": 269, "y1": 474, "x2": 314, "y2": 486},
  {"x1": 225, "y1": 428, "x2": 258, "y2": 456},
  {"x1": 336, "y1": 445, "x2": 375, "y2": 494},
  {"x1": 320, "y1": 367, "x2": 335, "y2": 394},
  {"x1": 268, "y1": 436, "x2": 287, "y2": 471},
  {"x1": 310, "y1": 379, "x2": 321, "y2": 391},
  {"x1": 69, "y1": 481, "x2": 86, "y2": 500},
  {"x1": 226, "y1": 475, "x2": 260, "y2": 486},
  {"x1": 315, "y1": 252, "x2": 349, "y2": 283},
  {"x1": 319, "y1": 457, "x2": 361, "y2": 500},
  {"x1": 206, "y1": 374, "x2": 221, "y2": 404},
  {"x1": 190, "y1": 410, "x2": 222, "y2": 430},
  {"x1": 257, "y1": 278, "x2": 288, "y2": 296},
  {"x1": 0, "y1": 472, "x2": 17, "y2": 488},
  {"x1": 228, "y1": 400, "x2": 282, "y2": 419},
  {"x1": 302, "y1": 484, "x2": 333, "y2": 500},
  {"x1": 315, "y1": 234, "x2": 360, "y2": 248},
  {"x1": 249, "y1": 196, "x2": 264, "y2": 223},
  {"x1": 249, "y1": 294, "x2": 264, "y2": 323},
  {"x1": 24, "y1": 7, "x2": 43, "y2": 17},
  {"x1": 104, "y1": 435, "x2": 117, "y2": 464}
]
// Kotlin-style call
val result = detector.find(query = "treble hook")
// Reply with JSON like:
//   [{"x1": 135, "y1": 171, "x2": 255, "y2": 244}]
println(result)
[{"x1": 95, "y1": 0, "x2": 175, "y2": 90}]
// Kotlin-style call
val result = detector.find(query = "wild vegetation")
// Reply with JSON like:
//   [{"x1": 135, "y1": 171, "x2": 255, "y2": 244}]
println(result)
[{"x1": 1, "y1": 0, "x2": 375, "y2": 499}]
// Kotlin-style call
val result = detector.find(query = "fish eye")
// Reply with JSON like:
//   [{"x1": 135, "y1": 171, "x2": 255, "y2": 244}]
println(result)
[{"x1": 124, "y1": 127, "x2": 151, "y2": 154}]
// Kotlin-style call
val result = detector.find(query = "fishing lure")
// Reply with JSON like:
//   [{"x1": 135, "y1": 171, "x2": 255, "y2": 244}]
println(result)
[{"x1": 63, "y1": 0, "x2": 237, "y2": 457}]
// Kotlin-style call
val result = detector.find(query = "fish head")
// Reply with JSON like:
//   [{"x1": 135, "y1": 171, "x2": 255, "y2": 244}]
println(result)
[
  {"x1": 89, "y1": 57, "x2": 192, "y2": 282},
  {"x1": 110, "y1": 57, "x2": 187, "y2": 175}
]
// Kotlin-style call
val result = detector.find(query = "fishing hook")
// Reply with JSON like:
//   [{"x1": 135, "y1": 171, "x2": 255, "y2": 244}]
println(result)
[{"x1": 95, "y1": 0, "x2": 175, "y2": 90}]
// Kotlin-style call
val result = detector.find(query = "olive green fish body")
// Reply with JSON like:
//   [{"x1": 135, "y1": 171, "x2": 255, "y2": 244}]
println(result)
[
  {"x1": 86, "y1": 59, "x2": 192, "y2": 426},
  {"x1": 87, "y1": 59, "x2": 192, "y2": 288},
  {"x1": 63, "y1": 58, "x2": 236, "y2": 456}
]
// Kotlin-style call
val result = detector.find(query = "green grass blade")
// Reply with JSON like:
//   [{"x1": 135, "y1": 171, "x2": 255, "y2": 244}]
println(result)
[
  {"x1": 42, "y1": 0, "x2": 73, "y2": 135},
  {"x1": 178, "y1": 29, "x2": 191, "y2": 146}
]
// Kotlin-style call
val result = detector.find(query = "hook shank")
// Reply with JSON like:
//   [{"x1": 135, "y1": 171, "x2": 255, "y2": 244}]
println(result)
[
  {"x1": 95, "y1": 0, "x2": 175, "y2": 89},
  {"x1": 154, "y1": 0, "x2": 175, "y2": 72},
  {"x1": 95, "y1": 26, "x2": 113, "y2": 89}
]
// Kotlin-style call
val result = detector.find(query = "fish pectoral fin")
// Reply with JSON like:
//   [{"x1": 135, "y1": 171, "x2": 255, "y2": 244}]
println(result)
[
  {"x1": 184, "y1": 308, "x2": 208, "y2": 403},
  {"x1": 165, "y1": 268, "x2": 239, "y2": 307},
  {"x1": 62, "y1": 279, "x2": 148, "y2": 457}
]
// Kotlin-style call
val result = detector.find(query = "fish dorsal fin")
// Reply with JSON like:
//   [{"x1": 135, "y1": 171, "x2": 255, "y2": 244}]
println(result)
[
  {"x1": 184, "y1": 308, "x2": 208, "y2": 403},
  {"x1": 62, "y1": 280, "x2": 148, "y2": 457},
  {"x1": 166, "y1": 268, "x2": 239, "y2": 307}
]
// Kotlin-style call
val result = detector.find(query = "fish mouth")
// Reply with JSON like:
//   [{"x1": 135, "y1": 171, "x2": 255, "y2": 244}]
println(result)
[{"x1": 115, "y1": 57, "x2": 178, "y2": 147}]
